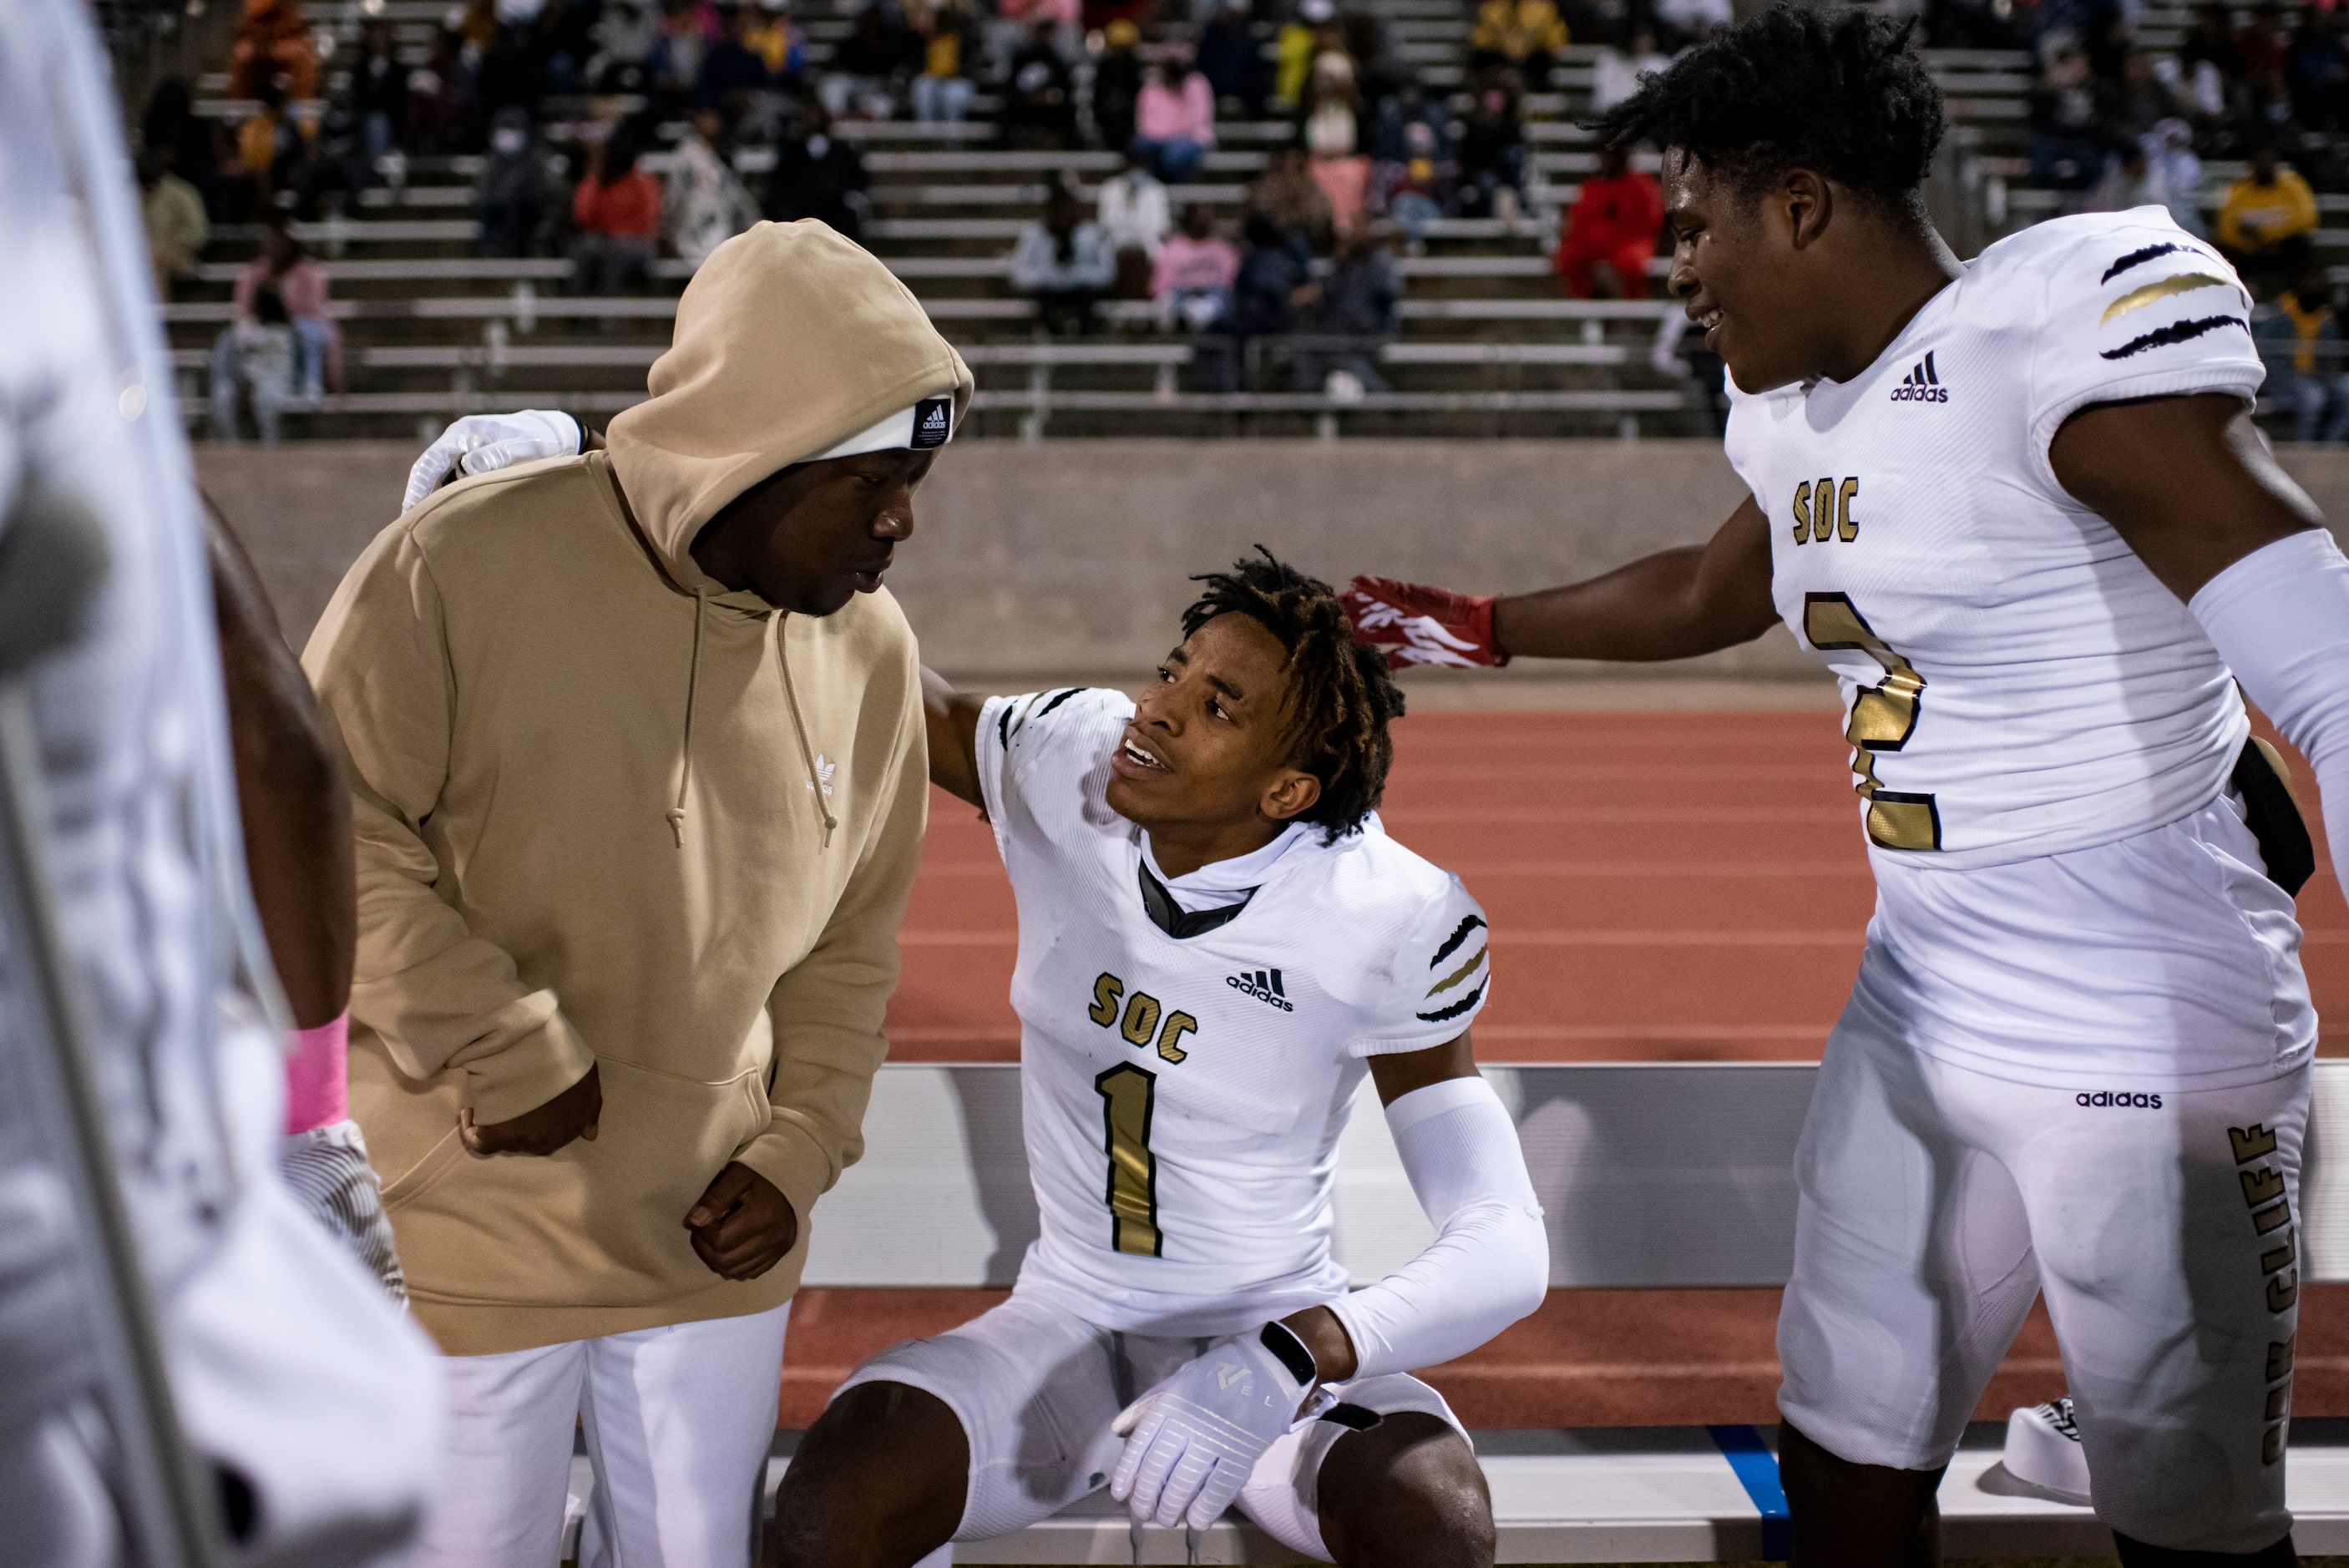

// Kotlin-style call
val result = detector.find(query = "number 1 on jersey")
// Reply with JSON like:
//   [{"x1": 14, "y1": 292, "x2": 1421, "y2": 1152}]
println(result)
[{"x1": 1096, "y1": 1064, "x2": 1162, "y2": 1256}]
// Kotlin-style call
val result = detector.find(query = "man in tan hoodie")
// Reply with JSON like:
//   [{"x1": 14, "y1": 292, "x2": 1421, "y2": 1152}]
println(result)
[{"x1": 304, "y1": 221, "x2": 970, "y2": 1568}]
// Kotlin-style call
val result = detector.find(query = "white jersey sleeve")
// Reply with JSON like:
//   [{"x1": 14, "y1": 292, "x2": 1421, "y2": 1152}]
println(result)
[
  {"x1": 2026, "y1": 215, "x2": 2263, "y2": 488},
  {"x1": 1353, "y1": 871, "x2": 1491, "y2": 1056},
  {"x1": 972, "y1": 686, "x2": 1132, "y2": 848}
]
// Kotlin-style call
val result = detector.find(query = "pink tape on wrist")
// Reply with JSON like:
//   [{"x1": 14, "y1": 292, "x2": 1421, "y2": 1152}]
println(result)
[{"x1": 284, "y1": 1011, "x2": 350, "y2": 1135}]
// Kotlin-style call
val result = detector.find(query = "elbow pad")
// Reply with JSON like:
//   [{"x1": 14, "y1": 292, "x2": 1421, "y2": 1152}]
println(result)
[
  {"x1": 1324, "y1": 1077, "x2": 1548, "y2": 1382},
  {"x1": 2190, "y1": 529, "x2": 2349, "y2": 876}
]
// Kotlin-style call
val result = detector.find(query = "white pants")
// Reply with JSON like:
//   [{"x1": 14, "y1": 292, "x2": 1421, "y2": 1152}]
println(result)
[
  {"x1": 416, "y1": 1301, "x2": 790, "y2": 1568},
  {"x1": 838, "y1": 1291, "x2": 1465, "y2": 1561},
  {"x1": 1779, "y1": 992, "x2": 2306, "y2": 1555}
]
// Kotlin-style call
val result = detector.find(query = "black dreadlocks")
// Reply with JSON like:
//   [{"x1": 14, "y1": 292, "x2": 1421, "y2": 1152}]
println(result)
[
  {"x1": 1181, "y1": 547, "x2": 1406, "y2": 844},
  {"x1": 1593, "y1": 6, "x2": 1945, "y2": 216}
]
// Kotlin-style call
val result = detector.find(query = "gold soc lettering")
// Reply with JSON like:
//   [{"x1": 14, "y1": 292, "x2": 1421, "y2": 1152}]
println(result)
[
  {"x1": 1790, "y1": 477, "x2": 1860, "y2": 546},
  {"x1": 1087, "y1": 971, "x2": 1198, "y2": 1064}
]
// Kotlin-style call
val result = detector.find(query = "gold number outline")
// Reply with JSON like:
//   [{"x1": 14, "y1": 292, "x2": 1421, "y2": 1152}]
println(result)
[
  {"x1": 1096, "y1": 1063, "x2": 1162, "y2": 1257},
  {"x1": 1801, "y1": 592, "x2": 1941, "y2": 852}
]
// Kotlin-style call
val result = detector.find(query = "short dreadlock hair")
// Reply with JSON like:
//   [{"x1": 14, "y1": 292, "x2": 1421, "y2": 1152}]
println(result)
[
  {"x1": 1181, "y1": 548, "x2": 1405, "y2": 844},
  {"x1": 1593, "y1": 6, "x2": 1943, "y2": 220}
]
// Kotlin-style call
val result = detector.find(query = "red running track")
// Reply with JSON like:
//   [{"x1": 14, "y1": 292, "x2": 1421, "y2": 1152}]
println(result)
[{"x1": 780, "y1": 708, "x2": 2349, "y2": 1428}]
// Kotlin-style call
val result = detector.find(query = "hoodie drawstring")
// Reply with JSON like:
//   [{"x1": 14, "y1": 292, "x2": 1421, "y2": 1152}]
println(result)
[
  {"x1": 669, "y1": 589, "x2": 707, "y2": 848},
  {"x1": 777, "y1": 619, "x2": 838, "y2": 850}
]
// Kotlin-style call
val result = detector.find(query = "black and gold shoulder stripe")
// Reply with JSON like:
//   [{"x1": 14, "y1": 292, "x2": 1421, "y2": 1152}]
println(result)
[
  {"x1": 2100, "y1": 242, "x2": 2184, "y2": 284},
  {"x1": 1418, "y1": 913, "x2": 1490, "y2": 1023},
  {"x1": 999, "y1": 685, "x2": 1092, "y2": 748},
  {"x1": 2092, "y1": 247, "x2": 2248, "y2": 362},
  {"x1": 2101, "y1": 314, "x2": 2249, "y2": 362}
]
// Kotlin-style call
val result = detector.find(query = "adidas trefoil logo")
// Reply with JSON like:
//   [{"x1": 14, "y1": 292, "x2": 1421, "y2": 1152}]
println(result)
[
  {"x1": 1226, "y1": 968, "x2": 1293, "y2": 1012},
  {"x1": 1890, "y1": 350, "x2": 1949, "y2": 403},
  {"x1": 807, "y1": 754, "x2": 837, "y2": 797}
]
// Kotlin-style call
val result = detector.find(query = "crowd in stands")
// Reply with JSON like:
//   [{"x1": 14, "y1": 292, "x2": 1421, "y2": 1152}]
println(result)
[
  {"x1": 137, "y1": 0, "x2": 2349, "y2": 434},
  {"x1": 139, "y1": 0, "x2": 1734, "y2": 420},
  {"x1": 1929, "y1": 0, "x2": 2349, "y2": 436}
]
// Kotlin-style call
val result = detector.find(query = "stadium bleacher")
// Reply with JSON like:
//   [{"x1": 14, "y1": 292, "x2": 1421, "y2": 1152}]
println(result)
[
  {"x1": 148, "y1": 0, "x2": 1898, "y2": 443},
  {"x1": 173, "y1": 0, "x2": 2345, "y2": 447}
]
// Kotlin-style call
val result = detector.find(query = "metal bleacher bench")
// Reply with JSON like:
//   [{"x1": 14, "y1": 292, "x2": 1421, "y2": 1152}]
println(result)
[{"x1": 566, "y1": 1061, "x2": 2349, "y2": 1563}]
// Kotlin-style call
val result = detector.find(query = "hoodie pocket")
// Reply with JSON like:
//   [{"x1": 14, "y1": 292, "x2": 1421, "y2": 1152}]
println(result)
[{"x1": 384, "y1": 1055, "x2": 778, "y2": 1309}]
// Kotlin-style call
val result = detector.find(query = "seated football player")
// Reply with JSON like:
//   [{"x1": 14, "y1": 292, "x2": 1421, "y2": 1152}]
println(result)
[{"x1": 767, "y1": 551, "x2": 1551, "y2": 1568}]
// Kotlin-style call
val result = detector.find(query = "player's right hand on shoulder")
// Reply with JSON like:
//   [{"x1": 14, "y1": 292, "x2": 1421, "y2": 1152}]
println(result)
[
  {"x1": 1340, "y1": 575, "x2": 1510, "y2": 670},
  {"x1": 402, "y1": 409, "x2": 584, "y2": 513},
  {"x1": 458, "y1": 1061, "x2": 601, "y2": 1156}
]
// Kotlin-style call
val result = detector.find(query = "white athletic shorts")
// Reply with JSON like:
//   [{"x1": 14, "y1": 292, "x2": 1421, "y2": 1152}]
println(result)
[
  {"x1": 1779, "y1": 964, "x2": 2309, "y2": 1553},
  {"x1": 835, "y1": 1290, "x2": 1466, "y2": 1560}
]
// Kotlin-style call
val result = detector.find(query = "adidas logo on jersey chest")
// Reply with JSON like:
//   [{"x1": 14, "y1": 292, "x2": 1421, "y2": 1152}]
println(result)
[
  {"x1": 1227, "y1": 968, "x2": 1294, "y2": 1012},
  {"x1": 1889, "y1": 351, "x2": 1949, "y2": 403}
]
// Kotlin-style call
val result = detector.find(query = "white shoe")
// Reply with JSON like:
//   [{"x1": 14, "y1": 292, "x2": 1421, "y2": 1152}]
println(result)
[{"x1": 2002, "y1": 1397, "x2": 2091, "y2": 1504}]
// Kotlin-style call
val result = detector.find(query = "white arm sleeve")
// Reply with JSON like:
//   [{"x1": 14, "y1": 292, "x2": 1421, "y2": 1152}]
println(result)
[
  {"x1": 2190, "y1": 529, "x2": 2349, "y2": 870},
  {"x1": 1322, "y1": 1076, "x2": 1548, "y2": 1382}
]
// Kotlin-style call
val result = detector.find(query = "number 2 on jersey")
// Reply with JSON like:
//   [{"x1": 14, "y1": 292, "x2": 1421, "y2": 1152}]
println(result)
[
  {"x1": 1096, "y1": 1064, "x2": 1162, "y2": 1256},
  {"x1": 1802, "y1": 593, "x2": 1942, "y2": 852}
]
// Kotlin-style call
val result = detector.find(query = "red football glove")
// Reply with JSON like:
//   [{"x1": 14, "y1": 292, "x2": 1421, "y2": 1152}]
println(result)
[{"x1": 1340, "y1": 576, "x2": 1510, "y2": 670}]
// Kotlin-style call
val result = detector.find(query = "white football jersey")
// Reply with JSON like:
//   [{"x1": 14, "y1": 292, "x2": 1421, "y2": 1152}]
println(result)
[
  {"x1": 1725, "y1": 208, "x2": 2263, "y2": 870},
  {"x1": 975, "y1": 687, "x2": 1491, "y2": 1338}
]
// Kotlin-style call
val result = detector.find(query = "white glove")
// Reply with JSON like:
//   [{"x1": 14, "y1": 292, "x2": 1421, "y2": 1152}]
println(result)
[
  {"x1": 279, "y1": 1120, "x2": 407, "y2": 1305},
  {"x1": 1108, "y1": 1327, "x2": 1314, "y2": 1530},
  {"x1": 400, "y1": 408, "x2": 583, "y2": 513}
]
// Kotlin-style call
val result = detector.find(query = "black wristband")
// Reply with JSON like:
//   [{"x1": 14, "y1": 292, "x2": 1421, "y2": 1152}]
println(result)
[{"x1": 1259, "y1": 1320, "x2": 1318, "y2": 1385}]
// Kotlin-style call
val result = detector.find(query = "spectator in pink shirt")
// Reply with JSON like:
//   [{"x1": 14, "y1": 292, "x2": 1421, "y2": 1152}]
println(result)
[
  {"x1": 1131, "y1": 58, "x2": 1216, "y2": 183},
  {"x1": 210, "y1": 212, "x2": 340, "y2": 438},
  {"x1": 1152, "y1": 203, "x2": 1240, "y2": 331}
]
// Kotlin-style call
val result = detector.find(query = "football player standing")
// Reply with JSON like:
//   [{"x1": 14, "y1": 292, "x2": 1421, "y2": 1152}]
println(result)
[{"x1": 1346, "y1": 10, "x2": 2332, "y2": 1565}]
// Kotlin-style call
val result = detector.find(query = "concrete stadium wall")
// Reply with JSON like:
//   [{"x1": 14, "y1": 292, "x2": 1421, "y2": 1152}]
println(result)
[{"x1": 195, "y1": 440, "x2": 2349, "y2": 681}]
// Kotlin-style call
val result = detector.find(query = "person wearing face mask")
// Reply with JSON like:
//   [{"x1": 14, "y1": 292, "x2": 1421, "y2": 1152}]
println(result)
[
  {"x1": 474, "y1": 105, "x2": 553, "y2": 258},
  {"x1": 307, "y1": 220, "x2": 968, "y2": 1568}
]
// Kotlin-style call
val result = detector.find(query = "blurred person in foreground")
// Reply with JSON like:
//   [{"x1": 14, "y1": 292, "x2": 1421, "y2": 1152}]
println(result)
[
  {"x1": 308, "y1": 220, "x2": 968, "y2": 1566},
  {"x1": 0, "y1": 0, "x2": 438, "y2": 1555}
]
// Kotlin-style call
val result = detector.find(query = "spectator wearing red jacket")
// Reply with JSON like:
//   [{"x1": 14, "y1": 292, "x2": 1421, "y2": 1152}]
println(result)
[
  {"x1": 1555, "y1": 144, "x2": 1663, "y2": 299},
  {"x1": 570, "y1": 129, "x2": 664, "y2": 295}
]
